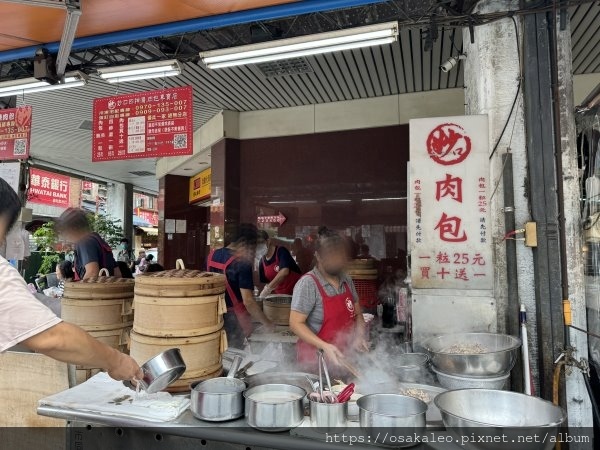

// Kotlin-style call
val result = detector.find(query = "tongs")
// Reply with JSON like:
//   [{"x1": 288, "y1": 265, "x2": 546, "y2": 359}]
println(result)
[{"x1": 308, "y1": 350, "x2": 338, "y2": 403}]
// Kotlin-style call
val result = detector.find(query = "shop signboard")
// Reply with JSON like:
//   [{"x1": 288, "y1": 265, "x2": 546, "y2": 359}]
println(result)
[
  {"x1": 135, "y1": 207, "x2": 159, "y2": 227},
  {"x1": 92, "y1": 86, "x2": 193, "y2": 161},
  {"x1": 28, "y1": 168, "x2": 70, "y2": 208},
  {"x1": 409, "y1": 115, "x2": 492, "y2": 290},
  {"x1": 0, "y1": 106, "x2": 32, "y2": 160},
  {"x1": 189, "y1": 168, "x2": 211, "y2": 203}
]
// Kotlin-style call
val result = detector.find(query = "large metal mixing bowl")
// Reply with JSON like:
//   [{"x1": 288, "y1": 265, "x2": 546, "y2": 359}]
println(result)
[
  {"x1": 434, "y1": 389, "x2": 567, "y2": 450},
  {"x1": 422, "y1": 333, "x2": 521, "y2": 377}
]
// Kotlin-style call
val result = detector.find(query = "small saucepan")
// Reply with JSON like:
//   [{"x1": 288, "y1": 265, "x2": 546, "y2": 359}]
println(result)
[
  {"x1": 134, "y1": 348, "x2": 186, "y2": 394},
  {"x1": 191, "y1": 355, "x2": 245, "y2": 422}
]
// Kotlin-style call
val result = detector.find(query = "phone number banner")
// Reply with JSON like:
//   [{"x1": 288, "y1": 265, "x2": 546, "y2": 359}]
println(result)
[
  {"x1": 409, "y1": 115, "x2": 493, "y2": 290},
  {"x1": 92, "y1": 86, "x2": 193, "y2": 162},
  {"x1": 0, "y1": 106, "x2": 32, "y2": 161}
]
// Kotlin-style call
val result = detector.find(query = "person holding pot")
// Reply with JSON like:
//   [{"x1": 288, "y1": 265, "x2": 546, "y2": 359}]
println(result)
[
  {"x1": 207, "y1": 224, "x2": 274, "y2": 348},
  {"x1": 56, "y1": 208, "x2": 121, "y2": 279},
  {"x1": 257, "y1": 230, "x2": 302, "y2": 297},
  {"x1": 0, "y1": 178, "x2": 141, "y2": 381},
  {"x1": 290, "y1": 226, "x2": 368, "y2": 370}
]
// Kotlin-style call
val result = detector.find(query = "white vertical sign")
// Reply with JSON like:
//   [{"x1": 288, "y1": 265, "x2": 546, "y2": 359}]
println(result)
[{"x1": 409, "y1": 115, "x2": 493, "y2": 290}]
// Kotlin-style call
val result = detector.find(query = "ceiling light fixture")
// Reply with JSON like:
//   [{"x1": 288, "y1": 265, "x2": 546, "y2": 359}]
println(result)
[
  {"x1": 97, "y1": 60, "x2": 182, "y2": 83},
  {"x1": 0, "y1": 71, "x2": 88, "y2": 97},
  {"x1": 200, "y1": 22, "x2": 399, "y2": 69},
  {"x1": 362, "y1": 197, "x2": 407, "y2": 202}
]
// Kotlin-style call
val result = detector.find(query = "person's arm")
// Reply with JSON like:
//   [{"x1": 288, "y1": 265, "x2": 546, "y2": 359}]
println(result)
[
  {"x1": 237, "y1": 261, "x2": 274, "y2": 330},
  {"x1": 83, "y1": 261, "x2": 100, "y2": 279},
  {"x1": 22, "y1": 322, "x2": 142, "y2": 380},
  {"x1": 289, "y1": 310, "x2": 344, "y2": 365},
  {"x1": 240, "y1": 288, "x2": 275, "y2": 331}
]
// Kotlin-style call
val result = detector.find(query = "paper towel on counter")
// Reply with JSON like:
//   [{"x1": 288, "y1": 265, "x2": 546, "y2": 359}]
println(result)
[{"x1": 39, "y1": 372, "x2": 190, "y2": 422}]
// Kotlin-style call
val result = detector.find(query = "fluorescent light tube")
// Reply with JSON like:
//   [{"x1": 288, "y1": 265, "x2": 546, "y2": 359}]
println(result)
[
  {"x1": 201, "y1": 22, "x2": 398, "y2": 69},
  {"x1": 362, "y1": 197, "x2": 407, "y2": 202},
  {"x1": 0, "y1": 71, "x2": 88, "y2": 96},
  {"x1": 98, "y1": 60, "x2": 182, "y2": 82}
]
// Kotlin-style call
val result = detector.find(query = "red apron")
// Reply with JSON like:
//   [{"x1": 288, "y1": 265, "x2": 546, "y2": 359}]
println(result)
[
  {"x1": 207, "y1": 250, "x2": 254, "y2": 337},
  {"x1": 297, "y1": 273, "x2": 356, "y2": 368},
  {"x1": 261, "y1": 246, "x2": 301, "y2": 295}
]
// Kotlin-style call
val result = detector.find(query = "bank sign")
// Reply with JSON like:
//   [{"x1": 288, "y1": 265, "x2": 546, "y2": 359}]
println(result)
[
  {"x1": 28, "y1": 168, "x2": 70, "y2": 208},
  {"x1": 409, "y1": 115, "x2": 492, "y2": 290}
]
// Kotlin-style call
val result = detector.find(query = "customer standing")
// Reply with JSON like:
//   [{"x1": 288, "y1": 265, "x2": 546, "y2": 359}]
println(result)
[
  {"x1": 0, "y1": 178, "x2": 141, "y2": 381},
  {"x1": 258, "y1": 230, "x2": 302, "y2": 296},
  {"x1": 290, "y1": 227, "x2": 368, "y2": 370},
  {"x1": 117, "y1": 238, "x2": 133, "y2": 264},
  {"x1": 207, "y1": 224, "x2": 274, "y2": 348},
  {"x1": 56, "y1": 208, "x2": 121, "y2": 279}
]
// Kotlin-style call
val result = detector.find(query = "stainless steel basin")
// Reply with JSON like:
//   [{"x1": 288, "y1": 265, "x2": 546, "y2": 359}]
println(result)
[
  {"x1": 422, "y1": 333, "x2": 521, "y2": 377},
  {"x1": 434, "y1": 389, "x2": 567, "y2": 450}
]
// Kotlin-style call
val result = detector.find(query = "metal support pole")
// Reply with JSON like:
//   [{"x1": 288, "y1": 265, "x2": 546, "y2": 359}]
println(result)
[{"x1": 521, "y1": 7, "x2": 565, "y2": 401}]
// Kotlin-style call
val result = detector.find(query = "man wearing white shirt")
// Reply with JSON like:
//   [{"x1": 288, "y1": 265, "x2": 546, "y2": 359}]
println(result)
[{"x1": 0, "y1": 178, "x2": 141, "y2": 381}]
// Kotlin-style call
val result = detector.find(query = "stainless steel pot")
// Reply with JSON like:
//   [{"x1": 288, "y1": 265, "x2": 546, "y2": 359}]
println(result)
[
  {"x1": 137, "y1": 348, "x2": 186, "y2": 394},
  {"x1": 244, "y1": 383, "x2": 306, "y2": 432},
  {"x1": 392, "y1": 353, "x2": 430, "y2": 382},
  {"x1": 244, "y1": 372, "x2": 317, "y2": 393},
  {"x1": 191, "y1": 356, "x2": 244, "y2": 422},
  {"x1": 310, "y1": 399, "x2": 347, "y2": 431},
  {"x1": 357, "y1": 394, "x2": 427, "y2": 448}
]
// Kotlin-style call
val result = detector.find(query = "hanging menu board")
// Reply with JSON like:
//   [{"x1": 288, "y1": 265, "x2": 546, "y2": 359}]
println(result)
[
  {"x1": 92, "y1": 86, "x2": 193, "y2": 161},
  {"x1": 0, "y1": 106, "x2": 32, "y2": 161},
  {"x1": 409, "y1": 115, "x2": 493, "y2": 290}
]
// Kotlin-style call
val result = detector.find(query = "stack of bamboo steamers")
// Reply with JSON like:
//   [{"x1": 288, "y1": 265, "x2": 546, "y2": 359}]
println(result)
[
  {"x1": 62, "y1": 273, "x2": 134, "y2": 384},
  {"x1": 130, "y1": 261, "x2": 228, "y2": 392}
]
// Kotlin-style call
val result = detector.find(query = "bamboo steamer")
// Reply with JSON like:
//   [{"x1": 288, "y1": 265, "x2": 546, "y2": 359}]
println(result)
[
  {"x1": 129, "y1": 329, "x2": 227, "y2": 381},
  {"x1": 263, "y1": 295, "x2": 292, "y2": 326},
  {"x1": 133, "y1": 294, "x2": 226, "y2": 337},
  {"x1": 347, "y1": 267, "x2": 379, "y2": 281},
  {"x1": 135, "y1": 267, "x2": 226, "y2": 289},
  {"x1": 61, "y1": 297, "x2": 133, "y2": 331},
  {"x1": 63, "y1": 276, "x2": 134, "y2": 300},
  {"x1": 76, "y1": 326, "x2": 132, "y2": 370}
]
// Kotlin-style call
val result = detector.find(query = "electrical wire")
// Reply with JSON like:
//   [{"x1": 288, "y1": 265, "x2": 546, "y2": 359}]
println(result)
[{"x1": 489, "y1": 16, "x2": 522, "y2": 161}]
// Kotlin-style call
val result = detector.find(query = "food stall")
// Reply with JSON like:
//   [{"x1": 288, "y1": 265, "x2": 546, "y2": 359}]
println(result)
[{"x1": 32, "y1": 265, "x2": 567, "y2": 450}]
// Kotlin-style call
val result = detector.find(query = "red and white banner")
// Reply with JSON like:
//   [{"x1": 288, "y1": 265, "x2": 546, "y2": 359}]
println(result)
[
  {"x1": 92, "y1": 86, "x2": 193, "y2": 162},
  {"x1": 135, "y1": 207, "x2": 159, "y2": 227},
  {"x1": 0, "y1": 106, "x2": 32, "y2": 160},
  {"x1": 28, "y1": 168, "x2": 70, "y2": 208},
  {"x1": 409, "y1": 115, "x2": 492, "y2": 290}
]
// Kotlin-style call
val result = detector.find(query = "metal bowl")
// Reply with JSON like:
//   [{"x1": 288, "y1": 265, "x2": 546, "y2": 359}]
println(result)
[
  {"x1": 432, "y1": 367, "x2": 509, "y2": 390},
  {"x1": 397, "y1": 382, "x2": 446, "y2": 424},
  {"x1": 391, "y1": 353, "x2": 430, "y2": 383},
  {"x1": 137, "y1": 348, "x2": 186, "y2": 394},
  {"x1": 422, "y1": 333, "x2": 521, "y2": 377},
  {"x1": 435, "y1": 389, "x2": 567, "y2": 450},
  {"x1": 357, "y1": 394, "x2": 427, "y2": 448}
]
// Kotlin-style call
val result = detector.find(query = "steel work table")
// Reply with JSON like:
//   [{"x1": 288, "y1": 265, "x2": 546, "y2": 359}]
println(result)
[{"x1": 38, "y1": 405, "x2": 460, "y2": 450}]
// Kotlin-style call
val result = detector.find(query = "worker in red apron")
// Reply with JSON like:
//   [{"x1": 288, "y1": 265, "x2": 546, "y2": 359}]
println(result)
[
  {"x1": 290, "y1": 227, "x2": 368, "y2": 371},
  {"x1": 257, "y1": 230, "x2": 302, "y2": 297},
  {"x1": 207, "y1": 224, "x2": 275, "y2": 349}
]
